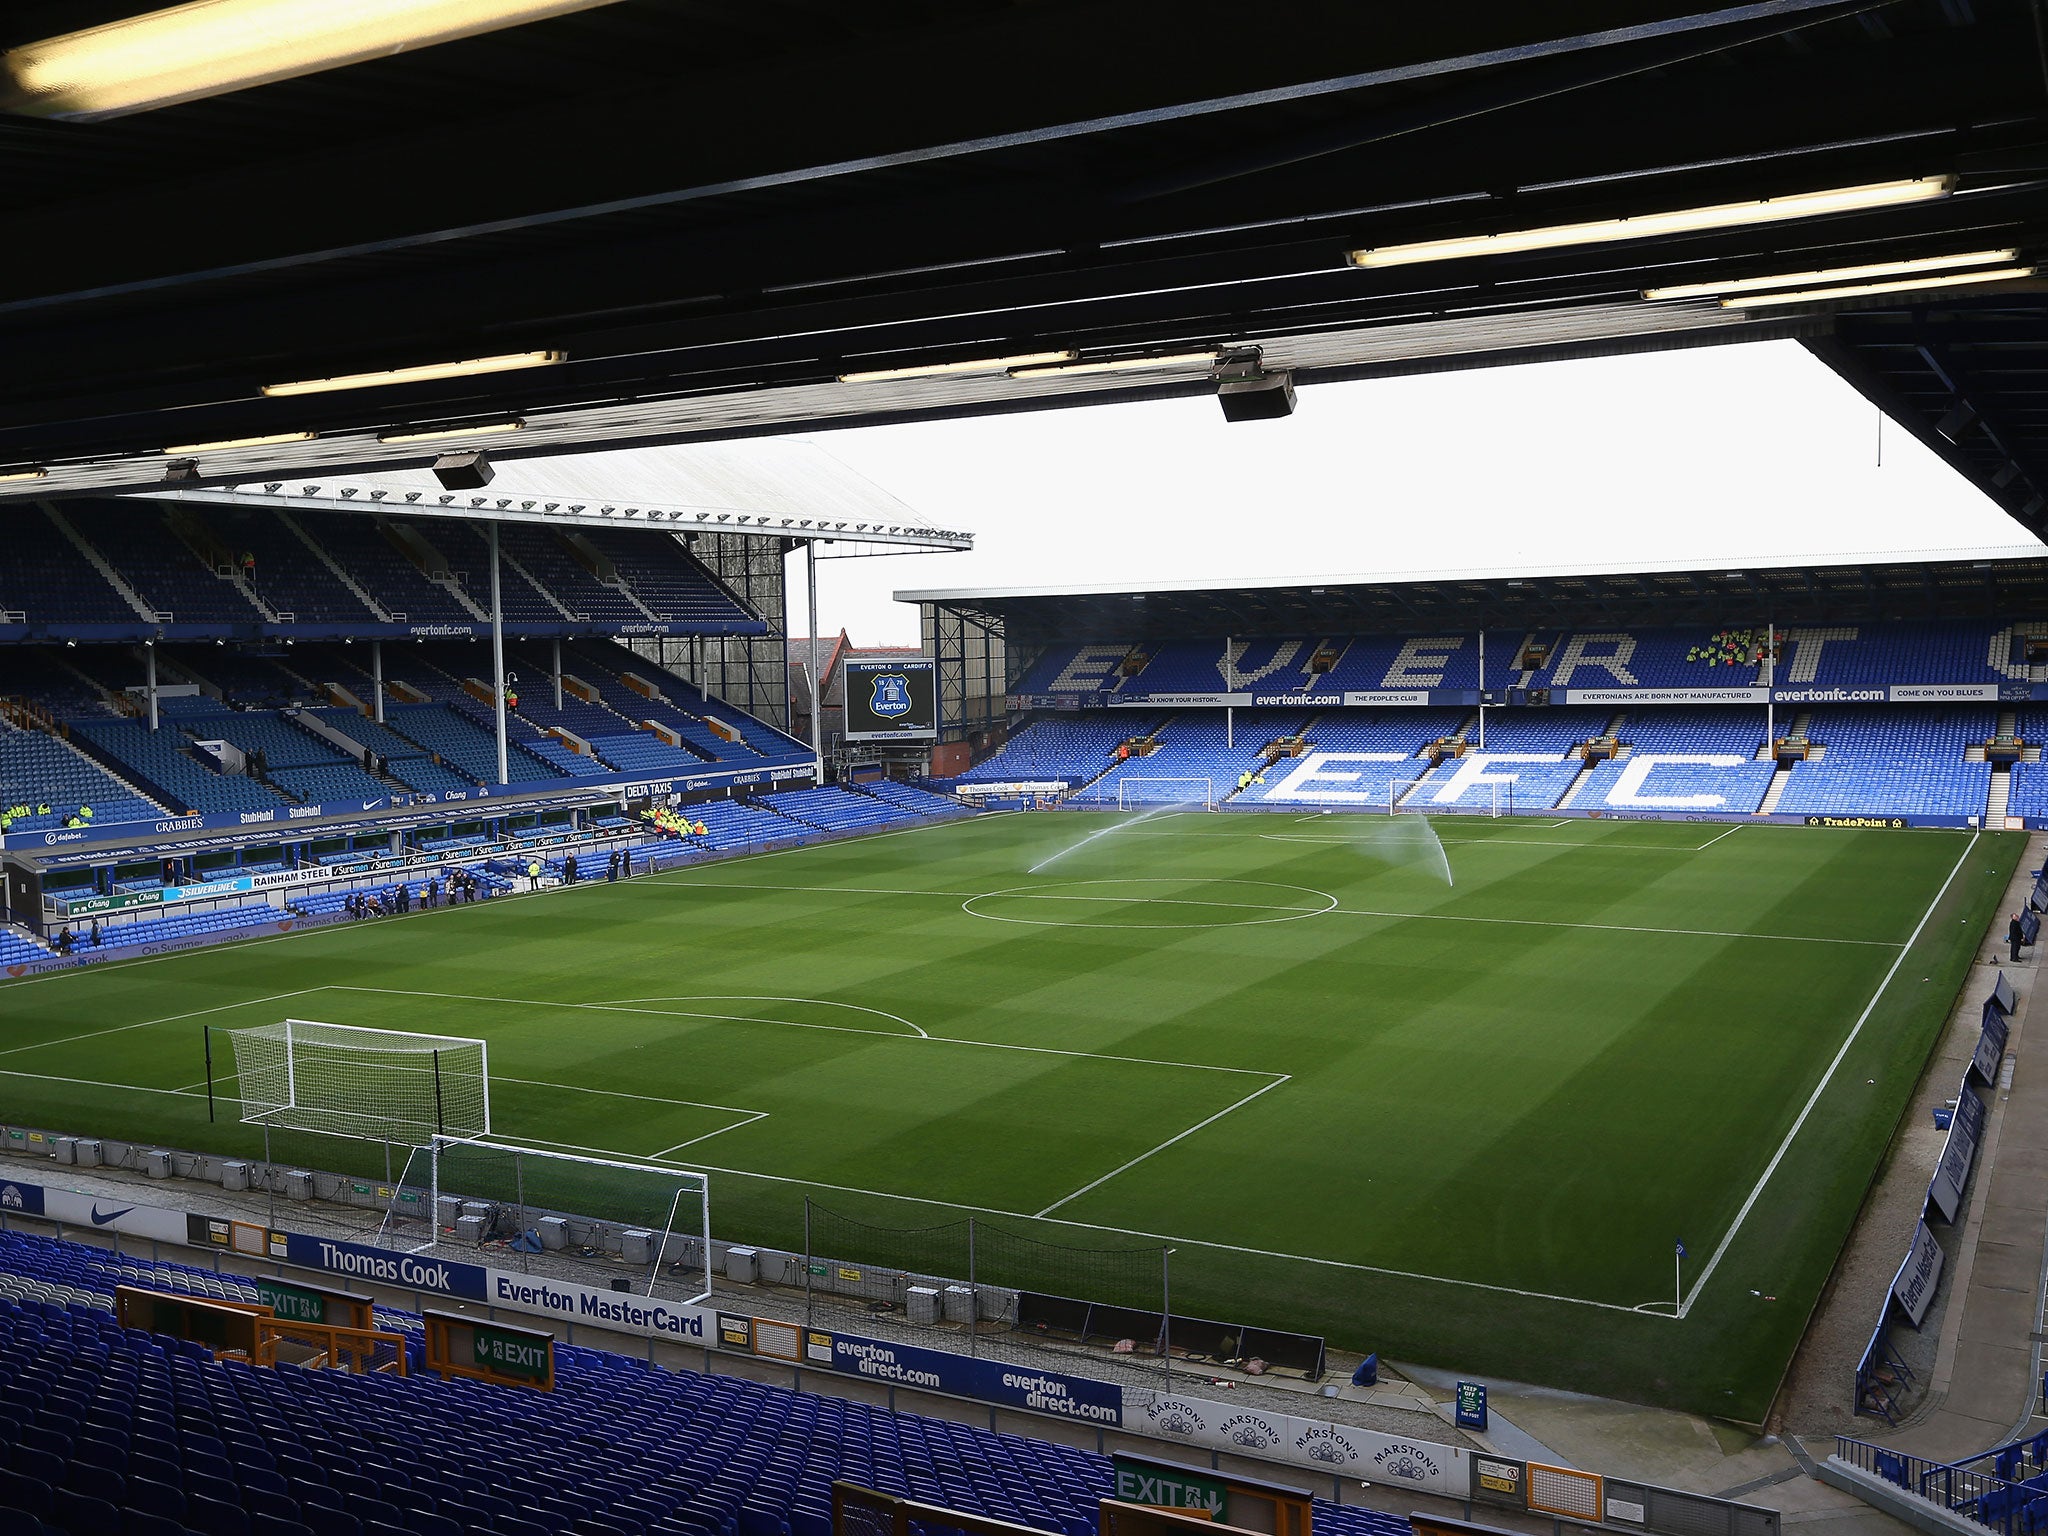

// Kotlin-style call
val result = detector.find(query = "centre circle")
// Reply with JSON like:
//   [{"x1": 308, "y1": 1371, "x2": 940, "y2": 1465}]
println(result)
[{"x1": 961, "y1": 878, "x2": 1339, "y2": 930}]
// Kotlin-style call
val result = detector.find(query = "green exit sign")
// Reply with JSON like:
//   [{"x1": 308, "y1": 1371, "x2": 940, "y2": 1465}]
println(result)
[
  {"x1": 1113, "y1": 1458, "x2": 1229, "y2": 1519},
  {"x1": 256, "y1": 1279, "x2": 327, "y2": 1325},
  {"x1": 473, "y1": 1325, "x2": 551, "y2": 1381}
]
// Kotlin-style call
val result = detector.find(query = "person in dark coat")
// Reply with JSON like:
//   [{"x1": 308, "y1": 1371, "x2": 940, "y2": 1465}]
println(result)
[{"x1": 2010, "y1": 911, "x2": 2026, "y2": 963}]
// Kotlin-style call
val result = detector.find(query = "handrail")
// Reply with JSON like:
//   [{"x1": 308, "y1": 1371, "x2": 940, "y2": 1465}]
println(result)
[
  {"x1": 1835, "y1": 1435, "x2": 2048, "y2": 1535},
  {"x1": 255, "y1": 1317, "x2": 408, "y2": 1375}
]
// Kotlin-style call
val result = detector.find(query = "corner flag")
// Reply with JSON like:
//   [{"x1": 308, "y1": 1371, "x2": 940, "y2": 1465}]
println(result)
[{"x1": 1675, "y1": 1240, "x2": 1688, "y2": 1258}]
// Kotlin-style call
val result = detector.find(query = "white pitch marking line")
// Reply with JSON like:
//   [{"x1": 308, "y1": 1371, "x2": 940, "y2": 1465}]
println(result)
[
  {"x1": 650, "y1": 1112, "x2": 770, "y2": 1160},
  {"x1": 1693, "y1": 824, "x2": 1743, "y2": 851},
  {"x1": 491, "y1": 1073, "x2": 769, "y2": 1118},
  {"x1": 1332, "y1": 906, "x2": 1901, "y2": 948},
  {"x1": 594, "y1": 995, "x2": 930, "y2": 1040},
  {"x1": 330, "y1": 985, "x2": 1278, "y2": 1077},
  {"x1": 1034, "y1": 1075, "x2": 1293, "y2": 1218},
  {"x1": 0, "y1": 988, "x2": 324, "y2": 1058},
  {"x1": 1678, "y1": 830, "x2": 1980, "y2": 1318},
  {"x1": 0, "y1": 1066, "x2": 205, "y2": 1100},
  {"x1": 1261, "y1": 835, "x2": 1711, "y2": 853}
]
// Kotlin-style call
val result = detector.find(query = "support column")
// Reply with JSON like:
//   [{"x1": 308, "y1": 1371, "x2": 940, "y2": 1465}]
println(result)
[
  {"x1": 371, "y1": 639, "x2": 385, "y2": 724},
  {"x1": 806, "y1": 540, "x2": 824, "y2": 783},
  {"x1": 488, "y1": 523, "x2": 509, "y2": 786},
  {"x1": 1476, "y1": 629, "x2": 1487, "y2": 748},
  {"x1": 145, "y1": 644, "x2": 159, "y2": 732},
  {"x1": 1224, "y1": 635, "x2": 1234, "y2": 750},
  {"x1": 1765, "y1": 619, "x2": 1776, "y2": 749},
  {"x1": 553, "y1": 638, "x2": 563, "y2": 712}
]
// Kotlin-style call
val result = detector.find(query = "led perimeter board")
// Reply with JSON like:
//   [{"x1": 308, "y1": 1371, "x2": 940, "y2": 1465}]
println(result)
[{"x1": 844, "y1": 658, "x2": 938, "y2": 741}]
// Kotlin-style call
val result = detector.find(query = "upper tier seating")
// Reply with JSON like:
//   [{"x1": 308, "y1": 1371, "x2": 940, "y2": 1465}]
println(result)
[
  {"x1": 1, "y1": 514, "x2": 137, "y2": 624},
  {"x1": 450, "y1": 526, "x2": 570, "y2": 620},
  {"x1": 0, "y1": 724, "x2": 160, "y2": 830},
  {"x1": 305, "y1": 519, "x2": 476, "y2": 623},
  {"x1": 492, "y1": 525, "x2": 645, "y2": 621},
  {"x1": 578, "y1": 530, "x2": 759, "y2": 626},
  {"x1": 71, "y1": 719, "x2": 290, "y2": 816},
  {"x1": 0, "y1": 1230, "x2": 1408, "y2": 1536},
  {"x1": 192, "y1": 510, "x2": 382, "y2": 624},
  {"x1": 66, "y1": 507, "x2": 262, "y2": 623}
]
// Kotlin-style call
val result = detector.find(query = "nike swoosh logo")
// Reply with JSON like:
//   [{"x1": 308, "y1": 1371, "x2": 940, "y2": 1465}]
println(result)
[{"x1": 91, "y1": 1206, "x2": 134, "y2": 1225}]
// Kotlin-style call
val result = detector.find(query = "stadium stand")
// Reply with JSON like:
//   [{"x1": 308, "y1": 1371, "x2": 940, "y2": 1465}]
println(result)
[
  {"x1": 1070, "y1": 711, "x2": 1312, "y2": 805},
  {"x1": 1572, "y1": 710, "x2": 1776, "y2": 815},
  {"x1": 1, "y1": 514, "x2": 137, "y2": 625},
  {"x1": 0, "y1": 722, "x2": 161, "y2": 831},
  {"x1": 69, "y1": 719, "x2": 290, "y2": 816},
  {"x1": 0, "y1": 1228, "x2": 1406, "y2": 1536},
  {"x1": 301, "y1": 519, "x2": 477, "y2": 624},
  {"x1": 1465, "y1": 706, "x2": 1615, "y2": 753},
  {"x1": 65, "y1": 507, "x2": 263, "y2": 624},
  {"x1": 382, "y1": 704, "x2": 567, "y2": 785},
  {"x1": 952, "y1": 716, "x2": 1158, "y2": 788},
  {"x1": 1773, "y1": 707, "x2": 1996, "y2": 818},
  {"x1": 492, "y1": 524, "x2": 645, "y2": 622},
  {"x1": 760, "y1": 785, "x2": 923, "y2": 833},
  {"x1": 578, "y1": 529, "x2": 761, "y2": 627},
  {"x1": 188, "y1": 510, "x2": 383, "y2": 625}
]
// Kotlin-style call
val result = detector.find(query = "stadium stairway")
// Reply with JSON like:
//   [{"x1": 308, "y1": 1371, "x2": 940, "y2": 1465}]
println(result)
[{"x1": 1989, "y1": 764, "x2": 2014, "y2": 826}]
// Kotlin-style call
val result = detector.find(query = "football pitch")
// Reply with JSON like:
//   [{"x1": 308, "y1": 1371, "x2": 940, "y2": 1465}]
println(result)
[{"x1": 0, "y1": 811, "x2": 2021, "y2": 1419}]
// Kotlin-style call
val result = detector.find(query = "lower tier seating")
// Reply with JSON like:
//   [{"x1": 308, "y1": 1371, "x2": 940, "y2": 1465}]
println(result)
[{"x1": 0, "y1": 1228, "x2": 1410, "y2": 1536}]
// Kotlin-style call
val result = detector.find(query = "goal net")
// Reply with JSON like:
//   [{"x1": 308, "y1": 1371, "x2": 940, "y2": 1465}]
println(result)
[
  {"x1": 1393, "y1": 776, "x2": 1505, "y2": 817},
  {"x1": 383, "y1": 1138, "x2": 712, "y2": 1304},
  {"x1": 214, "y1": 1020, "x2": 490, "y2": 1143},
  {"x1": 1117, "y1": 777, "x2": 1213, "y2": 810}
]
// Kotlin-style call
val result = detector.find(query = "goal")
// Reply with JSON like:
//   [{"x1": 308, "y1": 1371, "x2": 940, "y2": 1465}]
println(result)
[
  {"x1": 1116, "y1": 777, "x2": 1214, "y2": 810},
  {"x1": 1393, "y1": 777, "x2": 1507, "y2": 817},
  {"x1": 385, "y1": 1137, "x2": 712, "y2": 1304},
  {"x1": 210, "y1": 1019, "x2": 490, "y2": 1143}
]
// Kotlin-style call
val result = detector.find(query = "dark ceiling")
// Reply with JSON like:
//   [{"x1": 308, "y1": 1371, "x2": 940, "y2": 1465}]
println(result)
[
  {"x1": 3, "y1": 0, "x2": 2048, "y2": 524},
  {"x1": 918, "y1": 555, "x2": 2048, "y2": 644}
]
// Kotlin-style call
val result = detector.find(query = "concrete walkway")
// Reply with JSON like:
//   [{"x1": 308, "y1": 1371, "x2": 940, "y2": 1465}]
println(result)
[{"x1": 1876, "y1": 840, "x2": 2048, "y2": 1463}]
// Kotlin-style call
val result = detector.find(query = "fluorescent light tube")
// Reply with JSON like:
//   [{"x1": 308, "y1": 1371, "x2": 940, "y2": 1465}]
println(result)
[
  {"x1": 1718, "y1": 264, "x2": 2037, "y2": 307},
  {"x1": 838, "y1": 351, "x2": 1078, "y2": 383},
  {"x1": 1346, "y1": 177, "x2": 1956, "y2": 268},
  {"x1": 0, "y1": 466, "x2": 48, "y2": 483},
  {"x1": 162, "y1": 430, "x2": 316, "y2": 454},
  {"x1": 1645, "y1": 249, "x2": 2019, "y2": 300},
  {"x1": 264, "y1": 351, "x2": 565, "y2": 397},
  {"x1": 379, "y1": 419, "x2": 525, "y2": 444},
  {"x1": 1, "y1": 0, "x2": 624, "y2": 121},
  {"x1": 1008, "y1": 351, "x2": 1220, "y2": 378}
]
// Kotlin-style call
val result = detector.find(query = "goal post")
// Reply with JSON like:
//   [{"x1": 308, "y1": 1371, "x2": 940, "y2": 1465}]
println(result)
[
  {"x1": 1116, "y1": 776, "x2": 1214, "y2": 811},
  {"x1": 383, "y1": 1137, "x2": 713, "y2": 1305},
  {"x1": 211, "y1": 1020, "x2": 490, "y2": 1144}
]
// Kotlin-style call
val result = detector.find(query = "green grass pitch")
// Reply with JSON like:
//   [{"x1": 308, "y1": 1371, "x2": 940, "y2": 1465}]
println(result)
[{"x1": 0, "y1": 812, "x2": 2020, "y2": 1419}]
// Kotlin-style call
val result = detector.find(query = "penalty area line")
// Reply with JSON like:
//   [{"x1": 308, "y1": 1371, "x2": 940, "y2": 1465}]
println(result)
[
  {"x1": 1034, "y1": 1075, "x2": 1292, "y2": 1218},
  {"x1": 1677, "y1": 830, "x2": 1979, "y2": 1318}
]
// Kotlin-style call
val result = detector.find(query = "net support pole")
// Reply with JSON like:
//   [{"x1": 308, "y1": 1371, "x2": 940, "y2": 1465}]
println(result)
[
  {"x1": 967, "y1": 1217, "x2": 977, "y2": 1360},
  {"x1": 803, "y1": 1197, "x2": 814, "y2": 1333},
  {"x1": 433, "y1": 1049, "x2": 446, "y2": 1139},
  {"x1": 1162, "y1": 1247, "x2": 1172, "y2": 1387},
  {"x1": 489, "y1": 521, "x2": 509, "y2": 786},
  {"x1": 516, "y1": 1149, "x2": 529, "y2": 1274},
  {"x1": 204, "y1": 1026, "x2": 215, "y2": 1123},
  {"x1": 283, "y1": 1020, "x2": 297, "y2": 1117}
]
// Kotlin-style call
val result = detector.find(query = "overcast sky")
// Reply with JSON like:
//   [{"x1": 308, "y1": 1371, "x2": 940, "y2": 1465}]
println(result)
[{"x1": 783, "y1": 340, "x2": 2043, "y2": 646}]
